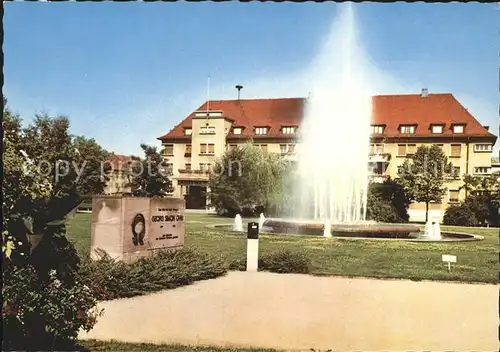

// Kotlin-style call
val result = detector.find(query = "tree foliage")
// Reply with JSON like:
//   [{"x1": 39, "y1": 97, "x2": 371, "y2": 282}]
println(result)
[
  {"x1": 395, "y1": 144, "x2": 451, "y2": 222},
  {"x1": 2, "y1": 97, "x2": 105, "y2": 350},
  {"x1": 208, "y1": 143, "x2": 294, "y2": 217},
  {"x1": 128, "y1": 143, "x2": 173, "y2": 197},
  {"x1": 444, "y1": 172, "x2": 500, "y2": 226},
  {"x1": 366, "y1": 179, "x2": 410, "y2": 223}
]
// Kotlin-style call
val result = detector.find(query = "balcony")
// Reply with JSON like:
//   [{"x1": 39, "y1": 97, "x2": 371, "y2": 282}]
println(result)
[
  {"x1": 369, "y1": 174, "x2": 390, "y2": 184},
  {"x1": 175, "y1": 169, "x2": 210, "y2": 182},
  {"x1": 368, "y1": 153, "x2": 391, "y2": 163}
]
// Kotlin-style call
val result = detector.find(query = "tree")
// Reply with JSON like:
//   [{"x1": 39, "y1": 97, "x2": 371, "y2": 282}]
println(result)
[
  {"x1": 395, "y1": 144, "x2": 451, "y2": 222},
  {"x1": 2, "y1": 98, "x2": 104, "y2": 350},
  {"x1": 208, "y1": 143, "x2": 293, "y2": 217},
  {"x1": 128, "y1": 143, "x2": 172, "y2": 197},
  {"x1": 451, "y1": 172, "x2": 500, "y2": 226}
]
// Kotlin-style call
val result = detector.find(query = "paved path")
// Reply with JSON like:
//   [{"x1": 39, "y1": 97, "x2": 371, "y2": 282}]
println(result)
[{"x1": 79, "y1": 272, "x2": 498, "y2": 351}]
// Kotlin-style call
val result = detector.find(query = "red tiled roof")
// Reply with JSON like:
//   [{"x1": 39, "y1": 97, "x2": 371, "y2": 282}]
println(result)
[
  {"x1": 107, "y1": 154, "x2": 134, "y2": 170},
  {"x1": 158, "y1": 94, "x2": 497, "y2": 142}
]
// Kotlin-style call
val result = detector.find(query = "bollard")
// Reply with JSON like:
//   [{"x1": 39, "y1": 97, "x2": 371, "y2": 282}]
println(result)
[{"x1": 246, "y1": 222, "x2": 259, "y2": 272}]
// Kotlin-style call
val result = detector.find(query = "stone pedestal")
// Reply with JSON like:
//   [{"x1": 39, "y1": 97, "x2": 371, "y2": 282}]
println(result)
[{"x1": 91, "y1": 196, "x2": 185, "y2": 262}]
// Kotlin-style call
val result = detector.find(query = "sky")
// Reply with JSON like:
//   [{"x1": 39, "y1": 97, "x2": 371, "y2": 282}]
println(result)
[{"x1": 4, "y1": 2, "x2": 500, "y2": 156}]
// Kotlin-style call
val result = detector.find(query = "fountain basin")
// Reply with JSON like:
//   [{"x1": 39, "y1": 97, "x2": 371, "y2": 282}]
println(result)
[
  {"x1": 263, "y1": 218, "x2": 420, "y2": 239},
  {"x1": 209, "y1": 219, "x2": 483, "y2": 242}
]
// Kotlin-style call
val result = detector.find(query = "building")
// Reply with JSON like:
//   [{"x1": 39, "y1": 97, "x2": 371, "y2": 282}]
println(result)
[
  {"x1": 158, "y1": 91, "x2": 497, "y2": 221},
  {"x1": 104, "y1": 154, "x2": 133, "y2": 195},
  {"x1": 491, "y1": 157, "x2": 500, "y2": 174}
]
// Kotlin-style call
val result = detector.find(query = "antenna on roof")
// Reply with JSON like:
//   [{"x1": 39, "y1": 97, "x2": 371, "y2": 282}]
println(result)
[
  {"x1": 206, "y1": 75, "x2": 211, "y2": 121},
  {"x1": 235, "y1": 85, "x2": 243, "y2": 100}
]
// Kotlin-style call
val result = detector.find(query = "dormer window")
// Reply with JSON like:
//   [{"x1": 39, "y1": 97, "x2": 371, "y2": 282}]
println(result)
[
  {"x1": 430, "y1": 124, "x2": 443, "y2": 134},
  {"x1": 452, "y1": 124, "x2": 465, "y2": 134},
  {"x1": 400, "y1": 125, "x2": 416, "y2": 134},
  {"x1": 184, "y1": 128, "x2": 192, "y2": 136},
  {"x1": 255, "y1": 127, "x2": 268, "y2": 135},
  {"x1": 371, "y1": 125, "x2": 385, "y2": 134},
  {"x1": 232, "y1": 127, "x2": 242, "y2": 135},
  {"x1": 282, "y1": 126, "x2": 296, "y2": 135},
  {"x1": 200, "y1": 126, "x2": 216, "y2": 135}
]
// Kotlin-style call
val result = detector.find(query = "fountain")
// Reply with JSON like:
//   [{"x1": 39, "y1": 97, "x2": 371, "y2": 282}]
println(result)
[
  {"x1": 211, "y1": 4, "x2": 482, "y2": 243},
  {"x1": 256, "y1": 5, "x2": 481, "y2": 244},
  {"x1": 323, "y1": 219, "x2": 332, "y2": 238},
  {"x1": 259, "y1": 213, "x2": 266, "y2": 231},
  {"x1": 233, "y1": 214, "x2": 243, "y2": 232},
  {"x1": 422, "y1": 218, "x2": 442, "y2": 240}
]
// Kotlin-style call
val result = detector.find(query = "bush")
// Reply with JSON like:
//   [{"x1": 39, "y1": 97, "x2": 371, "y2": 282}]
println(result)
[
  {"x1": 230, "y1": 250, "x2": 312, "y2": 274},
  {"x1": 366, "y1": 196, "x2": 401, "y2": 223},
  {"x1": 443, "y1": 205, "x2": 478, "y2": 227},
  {"x1": 367, "y1": 180, "x2": 410, "y2": 223},
  {"x1": 260, "y1": 250, "x2": 311, "y2": 274},
  {"x1": 2, "y1": 233, "x2": 101, "y2": 351},
  {"x1": 81, "y1": 248, "x2": 228, "y2": 300}
]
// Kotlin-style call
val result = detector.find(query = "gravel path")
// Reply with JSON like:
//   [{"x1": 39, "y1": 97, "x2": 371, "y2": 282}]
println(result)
[{"x1": 79, "y1": 271, "x2": 498, "y2": 351}]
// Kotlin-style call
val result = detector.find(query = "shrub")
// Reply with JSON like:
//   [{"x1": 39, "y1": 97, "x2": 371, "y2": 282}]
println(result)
[
  {"x1": 2, "y1": 236, "x2": 102, "y2": 351},
  {"x1": 259, "y1": 250, "x2": 311, "y2": 274},
  {"x1": 443, "y1": 205, "x2": 478, "y2": 227},
  {"x1": 82, "y1": 248, "x2": 228, "y2": 300},
  {"x1": 367, "y1": 180, "x2": 410, "y2": 223},
  {"x1": 366, "y1": 196, "x2": 401, "y2": 223}
]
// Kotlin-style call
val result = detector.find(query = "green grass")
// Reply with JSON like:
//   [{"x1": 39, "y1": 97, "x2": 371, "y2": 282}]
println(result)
[
  {"x1": 78, "y1": 340, "x2": 279, "y2": 352},
  {"x1": 66, "y1": 212, "x2": 499, "y2": 284}
]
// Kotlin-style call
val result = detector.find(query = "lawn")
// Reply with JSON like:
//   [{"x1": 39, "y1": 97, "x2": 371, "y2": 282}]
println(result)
[
  {"x1": 78, "y1": 340, "x2": 279, "y2": 352},
  {"x1": 66, "y1": 212, "x2": 499, "y2": 283}
]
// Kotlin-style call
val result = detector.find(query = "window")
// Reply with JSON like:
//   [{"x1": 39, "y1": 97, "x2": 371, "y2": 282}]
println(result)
[
  {"x1": 185, "y1": 144, "x2": 192, "y2": 155},
  {"x1": 400, "y1": 125, "x2": 416, "y2": 134},
  {"x1": 452, "y1": 124, "x2": 465, "y2": 134},
  {"x1": 450, "y1": 144, "x2": 461, "y2": 157},
  {"x1": 435, "y1": 144, "x2": 444, "y2": 150},
  {"x1": 369, "y1": 162, "x2": 385, "y2": 175},
  {"x1": 474, "y1": 144, "x2": 492, "y2": 152},
  {"x1": 200, "y1": 143, "x2": 215, "y2": 155},
  {"x1": 199, "y1": 163, "x2": 211, "y2": 172},
  {"x1": 397, "y1": 144, "x2": 407, "y2": 156},
  {"x1": 449, "y1": 190, "x2": 460, "y2": 203},
  {"x1": 407, "y1": 144, "x2": 416, "y2": 155},
  {"x1": 228, "y1": 144, "x2": 237, "y2": 151},
  {"x1": 397, "y1": 144, "x2": 416, "y2": 156},
  {"x1": 371, "y1": 125, "x2": 385, "y2": 134},
  {"x1": 474, "y1": 167, "x2": 491, "y2": 175},
  {"x1": 163, "y1": 144, "x2": 174, "y2": 156},
  {"x1": 279, "y1": 144, "x2": 295, "y2": 154},
  {"x1": 451, "y1": 166, "x2": 460, "y2": 178},
  {"x1": 200, "y1": 126, "x2": 216, "y2": 135},
  {"x1": 255, "y1": 144, "x2": 268, "y2": 153},
  {"x1": 255, "y1": 127, "x2": 268, "y2": 135},
  {"x1": 184, "y1": 128, "x2": 192, "y2": 136},
  {"x1": 370, "y1": 144, "x2": 384, "y2": 154},
  {"x1": 282, "y1": 126, "x2": 296, "y2": 135},
  {"x1": 232, "y1": 127, "x2": 242, "y2": 135},
  {"x1": 185, "y1": 163, "x2": 191, "y2": 171},
  {"x1": 431, "y1": 125, "x2": 443, "y2": 134}
]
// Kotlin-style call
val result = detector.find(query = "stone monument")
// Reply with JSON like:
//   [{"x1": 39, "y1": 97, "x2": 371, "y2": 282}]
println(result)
[{"x1": 91, "y1": 196, "x2": 185, "y2": 262}]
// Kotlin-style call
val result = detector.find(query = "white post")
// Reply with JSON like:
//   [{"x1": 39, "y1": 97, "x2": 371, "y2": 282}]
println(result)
[{"x1": 246, "y1": 222, "x2": 259, "y2": 272}]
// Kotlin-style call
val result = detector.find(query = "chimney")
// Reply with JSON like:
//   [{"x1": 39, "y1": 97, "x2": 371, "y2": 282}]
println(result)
[
  {"x1": 421, "y1": 88, "x2": 428, "y2": 98},
  {"x1": 483, "y1": 125, "x2": 490, "y2": 131},
  {"x1": 235, "y1": 85, "x2": 243, "y2": 100}
]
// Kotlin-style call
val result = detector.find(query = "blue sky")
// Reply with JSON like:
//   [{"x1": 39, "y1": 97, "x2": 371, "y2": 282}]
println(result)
[{"x1": 4, "y1": 2, "x2": 499, "y2": 156}]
